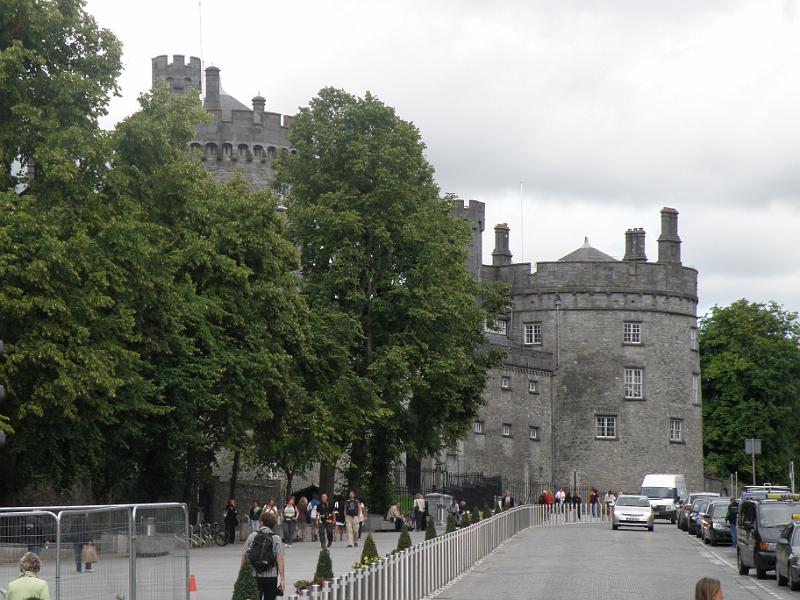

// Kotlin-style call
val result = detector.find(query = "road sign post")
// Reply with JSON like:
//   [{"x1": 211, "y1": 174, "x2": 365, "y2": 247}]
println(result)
[{"x1": 745, "y1": 438, "x2": 762, "y2": 485}]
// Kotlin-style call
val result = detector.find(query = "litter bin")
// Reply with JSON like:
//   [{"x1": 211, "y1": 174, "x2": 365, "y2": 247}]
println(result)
[
  {"x1": 424, "y1": 493, "x2": 453, "y2": 526},
  {"x1": 145, "y1": 517, "x2": 156, "y2": 537}
]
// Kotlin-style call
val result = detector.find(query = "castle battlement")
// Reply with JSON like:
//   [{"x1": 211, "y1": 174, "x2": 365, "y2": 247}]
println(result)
[{"x1": 152, "y1": 54, "x2": 202, "y2": 96}]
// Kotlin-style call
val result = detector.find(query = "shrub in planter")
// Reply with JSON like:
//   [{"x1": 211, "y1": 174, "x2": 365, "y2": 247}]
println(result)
[
  {"x1": 314, "y1": 547, "x2": 334, "y2": 582},
  {"x1": 425, "y1": 517, "x2": 437, "y2": 540},
  {"x1": 396, "y1": 524, "x2": 412, "y2": 552},
  {"x1": 471, "y1": 508, "x2": 481, "y2": 524},
  {"x1": 232, "y1": 561, "x2": 258, "y2": 600},
  {"x1": 482, "y1": 502, "x2": 492, "y2": 518},
  {"x1": 360, "y1": 533, "x2": 380, "y2": 563},
  {"x1": 445, "y1": 515, "x2": 456, "y2": 533}
]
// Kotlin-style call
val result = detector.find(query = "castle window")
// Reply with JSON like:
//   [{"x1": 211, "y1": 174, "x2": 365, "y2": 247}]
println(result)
[
  {"x1": 205, "y1": 143, "x2": 218, "y2": 161},
  {"x1": 529, "y1": 426, "x2": 540, "y2": 440},
  {"x1": 253, "y1": 145, "x2": 265, "y2": 162},
  {"x1": 524, "y1": 322, "x2": 542, "y2": 345},
  {"x1": 502, "y1": 423, "x2": 512, "y2": 437},
  {"x1": 267, "y1": 146, "x2": 277, "y2": 159},
  {"x1": 500, "y1": 376, "x2": 510, "y2": 390},
  {"x1": 595, "y1": 415, "x2": 617, "y2": 439},
  {"x1": 487, "y1": 319, "x2": 507, "y2": 336},
  {"x1": 222, "y1": 143, "x2": 233, "y2": 160},
  {"x1": 690, "y1": 328, "x2": 698, "y2": 351},
  {"x1": 624, "y1": 368, "x2": 644, "y2": 399},
  {"x1": 623, "y1": 322, "x2": 641, "y2": 344},
  {"x1": 238, "y1": 144, "x2": 250, "y2": 161},
  {"x1": 691, "y1": 373, "x2": 700, "y2": 405},
  {"x1": 528, "y1": 380, "x2": 538, "y2": 394},
  {"x1": 473, "y1": 421, "x2": 484, "y2": 434},
  {"x1": 670, "y1": 418, "x2": 683, "y2": 442}
]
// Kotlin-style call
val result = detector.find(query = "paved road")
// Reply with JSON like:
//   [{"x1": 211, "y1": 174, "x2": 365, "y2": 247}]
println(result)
[{"x1": 437, "y1": 522, "x2": 795, "y2": 600}]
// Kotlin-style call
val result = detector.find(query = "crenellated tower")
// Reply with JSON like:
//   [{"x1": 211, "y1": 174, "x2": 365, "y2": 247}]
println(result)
[{"x1": 152, "y1": 54, "x2": 202, "y2": 96}]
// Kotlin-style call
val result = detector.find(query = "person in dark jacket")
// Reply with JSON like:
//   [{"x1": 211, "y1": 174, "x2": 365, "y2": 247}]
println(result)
[
  {"x1": 69, "y1": 513, "x2": 93, "y2": 573},
  {"x1": 726, "y1": 497, "x2": 739, "y2": 546},
  {"x1": 224, "y1": 499, "x2": 239, "y2": 544},
  {"x1": 24, "y1": 514, "x2": 46, "y2": 556}
]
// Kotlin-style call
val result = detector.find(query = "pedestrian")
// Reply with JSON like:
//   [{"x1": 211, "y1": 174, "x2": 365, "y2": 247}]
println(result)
[
  {"x1": 537, "y1": 491, "x2": 546, "y2": 505},
  {"x1": 357, "y1": 500, "x2": 367, "y2": 540},
  {"x1": 249, "y1": 500, "x2": 262, "y2": 533},
  {"x1": 386, "y1": 501, "x2": 404, "y2": 532},
  {"x1": 501, "y1": 489, "x2": 515, "y2": 510},
  {"x1": 694, "y1": 577, "x2": 724, "y2": 600},
  {"x1": 603, "y1": 490, "x2": 616, "y2": 516},
  {"x1": 572, "y1": 491, "x2": 583, "y2": 519},
  {"x1": 262, "y1": 498, "x2": 279, "y2": 523},
  {"x1": 344, "y1": 490, "x2": 361, "y2": 547},
  {"x1": 224, "y1": 499, "x2": 239, "y2": 544},
  {"x1": 449, "y1": 497, "x2": 460, "y2": 524},
  {"x1": 413, "y1": 493, "x2": 427, "y2": 531},
  {"x1": 282, "y1": 496, "x2": 297, "y2": 546},
  {"x1": 309, "y1": 495, "x2": 320, "y2": 542},
  {"x1": 565, "y1": 490, "x2": 573, "y2": 511},
  {"x1": 317, "y1": 493, "x2": 335, "y2": 548},
  {"x1": 589, "y1": 488, "x2": 599, "y2": 518},
  {"x1": 555, "y1": 488, "x2": 566, "y2": 512},
  {"x1": 24, "y1": 513, "x2": 46, "y2": 556},
  {"x1": 297, "y1": 496, "x2": 309, "y2": 542},
  {"x1": 5, "y1": 552, "x2": 50, "y2": 600},
  {"x1": 242, "y1": 510, "x2": 286, "y2": 600},
  {"x1": 726, "y1": 497, "x2": 739, "y2": 547},
  {"x1": 69, "y1": 513, "x2": 93, "y2": 573},
  {"x1": 333, "y1": 496, "x2": 345, "y2": 542}
]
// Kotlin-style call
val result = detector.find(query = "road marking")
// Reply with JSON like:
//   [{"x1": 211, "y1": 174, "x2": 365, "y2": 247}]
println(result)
[{"x1": 688, "y1": 535, "x2": 787, "y2": 600}]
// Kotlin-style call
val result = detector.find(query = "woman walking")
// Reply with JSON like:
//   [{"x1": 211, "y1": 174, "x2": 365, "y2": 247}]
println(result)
[
  {"x1": 297, "y1": 496, "x2": 309, "y2": 542},
  {"x1": 282, "y1": 496, "x2": 297, "y2": 546},
  {"x1": 224, "y1": 499, "x2": 239, "y2": 544}
]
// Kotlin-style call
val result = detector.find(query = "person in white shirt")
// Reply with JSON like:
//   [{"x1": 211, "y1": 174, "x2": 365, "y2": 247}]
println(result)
[
  {"x1": 413, "y1": 493, "x2": 427, "y2": 531},
  {"x1": 282, "y1": 496, "x2": 297, "y2": 546}
]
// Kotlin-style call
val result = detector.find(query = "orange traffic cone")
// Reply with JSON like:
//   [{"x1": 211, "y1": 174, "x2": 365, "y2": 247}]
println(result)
[{"x1": 189, "y1": 574, "x2": 198, "y2": 599}]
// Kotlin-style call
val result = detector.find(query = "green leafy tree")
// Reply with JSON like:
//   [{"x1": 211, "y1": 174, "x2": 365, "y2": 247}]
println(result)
[
  {"x1": 700, "y1": 299, "x2": 800, "y2": 483},
  {"x1": 360, "y1": 533, "x2": 380, "y2": 563},
  {"x1": 445, "y1": 515, "x2": 456, "y2": 533},
  {"x1": 232, "y1": 561, "x2": 258, "y2": 600},
  {"x1": 277, "y1": 87, "x2": 506, "y2": 509},
  {"x1": 314, "y1": 547, "x2": 334, "y2": 582},
  {"x1": 396, "y1": 524, "x2": 412, "y2": 552},
  {"x1": 425, "y1": 516, "x2": 437, "y2": 540}
]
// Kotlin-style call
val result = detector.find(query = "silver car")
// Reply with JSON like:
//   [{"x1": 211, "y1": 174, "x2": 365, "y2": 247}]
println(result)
[{"x1": 612, "y1": 495, "x2": 655, "y2": 531}]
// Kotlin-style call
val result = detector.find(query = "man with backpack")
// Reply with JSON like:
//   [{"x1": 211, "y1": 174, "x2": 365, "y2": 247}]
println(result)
[
  {"x1": 242, "y1": 511, "x2": 285, "y2": 600},
  {"x1": 317, "y1": 493, "x2": 335, "y2": 549},
  {"x1": 344, "y1": 490, "x2": 361, "y2": 548}
]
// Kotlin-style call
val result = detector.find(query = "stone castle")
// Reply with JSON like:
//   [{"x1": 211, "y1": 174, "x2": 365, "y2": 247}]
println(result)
[{"x1": 153, "y1": 55, "x2": 703, "y2": 496}]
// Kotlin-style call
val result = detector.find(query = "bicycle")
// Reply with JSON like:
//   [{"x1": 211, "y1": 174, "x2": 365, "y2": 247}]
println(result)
[{"x1": 201, "y1": 522, "x2": 226, "y2": 546}]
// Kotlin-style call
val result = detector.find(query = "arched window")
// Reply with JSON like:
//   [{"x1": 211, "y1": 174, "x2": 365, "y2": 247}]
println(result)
[
  {"x1": 238, "y1": 144, "x2": 250, "y2": 161},
  {"x1": 205, "y1": 143, "x2": 218, "y2": 161},
  {"x1": 222, "y1": 143, "x2": 233, "y2": 160},
  {"x1": 267, "y1": 146, "x2": 277, "y2": 159},
  {"x1": 253, "y1": 145, "x2": 265, "y2": 162}
]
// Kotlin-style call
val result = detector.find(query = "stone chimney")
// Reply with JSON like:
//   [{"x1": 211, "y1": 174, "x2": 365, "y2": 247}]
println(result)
[
  {"x1": 623, "y1": 228, "x2": 647, "y2": 262},
  {"x1": 492, "y1": 223, "x2": 512, "y2": 266},
  {"x1": 657, "y1": 208, "x2": 682, "y2": 265},
  {"x1": 204, "y1": 66, "x2": 220, "y2": 109},
  {"x1": 252, "y1": 94, "x2": 265, "y2": 113}
]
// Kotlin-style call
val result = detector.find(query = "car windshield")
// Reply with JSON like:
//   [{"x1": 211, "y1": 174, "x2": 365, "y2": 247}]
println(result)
[
  {"x1": 617, "y1": 496, "x2": 651, "y2": 507},
  {"x1": 642, "y1": 487, "x2": 676, "y2": 499},
  {"x1": 711, "y1": 504, "x2": 728, "y2": 518},
  {"x1": 759, "y1": 503, "x2": 800, "y2": 528}
]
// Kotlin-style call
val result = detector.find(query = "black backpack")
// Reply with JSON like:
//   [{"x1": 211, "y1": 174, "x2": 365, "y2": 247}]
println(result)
[
  {"x1": 247, "y1": 529, "x2": 276, "y2": 571},
  {"x1": 345, "y1": 499, "x2": 359, "y2": 517}
]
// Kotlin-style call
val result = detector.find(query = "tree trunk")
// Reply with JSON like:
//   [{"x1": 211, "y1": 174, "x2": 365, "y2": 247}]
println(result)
[
  {"x1": 183, "y1": 449, "x2": 197, "y2": 524},
  {"x1": 319, "y1": 461, "x2": 336, "y2": 497},
  {"x1": 229, "y1": 450, "x2": 241, "y2": 501},
  {"x1": 285, "y1": 470, "x2": 295, "y2": 501},
  {"x1": 347, "y1": 438, "x2": 366, "y2": 493}
]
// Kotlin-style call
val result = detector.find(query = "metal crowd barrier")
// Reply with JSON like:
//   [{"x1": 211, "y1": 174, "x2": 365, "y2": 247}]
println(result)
[
  {"x1": 285, "y1": 503, "x2": 611, "y2": 600},
  {"x1": 0, "y1": 503, "x2": 189, "y2": 600}
]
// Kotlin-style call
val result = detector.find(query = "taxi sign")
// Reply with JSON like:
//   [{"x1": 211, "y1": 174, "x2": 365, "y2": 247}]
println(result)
[
  {"x1": 792, "y1": 514, "x2": 800, "y2": 520},
  {"x1": 765, "y1": 493, "x2": 800, "y2": 501}
]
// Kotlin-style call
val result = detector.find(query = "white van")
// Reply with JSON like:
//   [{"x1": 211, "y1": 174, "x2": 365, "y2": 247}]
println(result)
[{"x1": 640, "y1": 474, "x2": 687, "y2": 523}]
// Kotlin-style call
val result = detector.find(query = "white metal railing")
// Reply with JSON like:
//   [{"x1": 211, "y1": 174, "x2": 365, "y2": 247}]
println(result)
[{"x1": 286, "y1": 503, "x2": 610, "y2": 599}]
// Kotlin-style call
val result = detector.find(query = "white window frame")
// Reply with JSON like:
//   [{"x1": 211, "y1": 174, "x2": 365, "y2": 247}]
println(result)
[
  {"x1": 670, "y1": 418, "x2": 683, "y2": 442},
  {"x1": 690, "y1": 328, "x2": 698, "y2": 351},
  {"x1": 474, "y1": 421, "x2": 483, "y2": 434},
  {"x1": 502, "y1": 423, "x2": 512, "y2": 437},
  {"x1": 528, "y1": 380, "x2": 538, "y2": 394},
  {"x1": 487, "y1": 319, "x2": 508, "y2": 336},
  {"x1": 623, "y1": 322, "x2": 641, "y2": 344},
  {"x1": 523, "y1": 322, "x2": 542, "y2": 345},
  {"x1": 624, "y1": 368, "x2": 644, "y2": 399},
  {"x1": 691, "y1": 373, "x2": 699, "y2": 405},
  {"x1": 595, "y1": 416, "x2": 617, "y2": 439},
  {"x1": 529, "y1": 426, "x2": 540, "y2": 440},
  {"x1": 500, "y1": 376, "x2": 510, "y2": 390}
]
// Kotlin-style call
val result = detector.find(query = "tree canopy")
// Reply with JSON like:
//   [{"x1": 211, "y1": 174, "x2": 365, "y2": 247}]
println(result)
[
  {"x1": 277, "y1": 87, "x2": 506, "y2": 508},
  {"x1": 700, "y1": 299, "x2": 800, "y2": 483}
]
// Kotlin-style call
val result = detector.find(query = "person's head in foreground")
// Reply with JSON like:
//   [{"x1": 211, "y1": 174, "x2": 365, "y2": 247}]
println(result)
[{"x1": 695, "y1": 577, "x2": 723, "y2": 600}]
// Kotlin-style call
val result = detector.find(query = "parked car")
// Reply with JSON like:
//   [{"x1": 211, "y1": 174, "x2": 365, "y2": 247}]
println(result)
[
  {"x1": 688, "y1": 498, "x2": 713, "y2": 536},
  {"x1": 737, "y1": 495, "x2": 800, "y2": 579},
  {"x1": 775, "y1": 519, "x2": 800, "y2": 590},
  {"x1": 640, "y1": 474, "x2": 687, "y2": 524},
  {"x1": 701, "y1": 500, "x2": 733, "y2": 546},
  {"x1": 678, "y1": 492, "x2": 720, "y2": 531},
  {"x1": 612, "y1": 495, "x2": 654, "y2": 531},
  {"x1": 740, "y1": 485, "x2": 792, "y2": 502}
]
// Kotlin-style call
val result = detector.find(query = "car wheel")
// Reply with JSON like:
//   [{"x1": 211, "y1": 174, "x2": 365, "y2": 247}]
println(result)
[
  {"x1": 777, "y1": 566, "x2": 788, "y2": 587},
  {"x1": 737, "y1": 551, "x2": 750, "y2": 576},
  {"x1": 648, "y1": 524, "x2": 654, "y2": 532},
  {"x1": 612, "y1": 523, "x2": 618, "y2": 530},
  {"x1": 671, "y1": 515, "x2": 676, "y2": 525},
  {"x1": 756, "y1": 568, "x2": 768, "y2": 580},
  {"x1": 790, "y1": 569, "x2": 800, "y2": 591}
]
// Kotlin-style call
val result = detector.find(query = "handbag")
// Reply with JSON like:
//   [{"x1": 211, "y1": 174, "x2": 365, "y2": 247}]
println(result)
[{"x1": 82, "y1": 543, "x2": 98, "y2": 563}]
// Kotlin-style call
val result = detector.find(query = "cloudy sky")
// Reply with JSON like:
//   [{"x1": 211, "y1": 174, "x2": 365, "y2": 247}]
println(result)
[{"x1": 86, "y1": 0, "x2": 800, "y2": 315}]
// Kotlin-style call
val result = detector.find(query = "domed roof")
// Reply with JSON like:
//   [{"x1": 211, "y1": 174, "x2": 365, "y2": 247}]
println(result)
[{"x1": 558, "y1": 237, "x2": 618, "y2": 263}]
